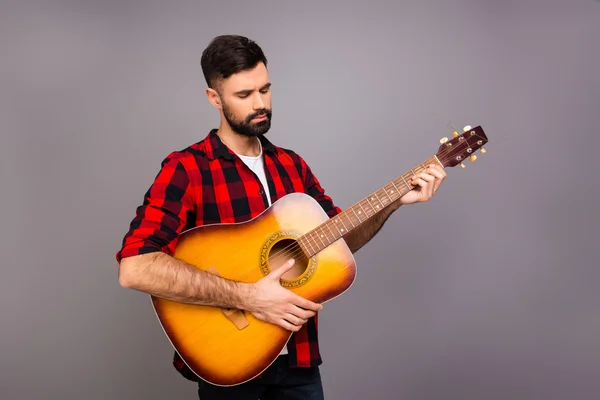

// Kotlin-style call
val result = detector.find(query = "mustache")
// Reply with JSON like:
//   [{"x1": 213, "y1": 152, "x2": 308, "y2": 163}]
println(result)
[{"x1": 247, "y1": 109, "x2": 272, "y2": 121}]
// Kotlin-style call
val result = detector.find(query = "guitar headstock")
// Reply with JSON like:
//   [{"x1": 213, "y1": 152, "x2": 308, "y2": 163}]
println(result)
[{"x1": 436, "y1": 125, "x2": 488, "y2": 168}]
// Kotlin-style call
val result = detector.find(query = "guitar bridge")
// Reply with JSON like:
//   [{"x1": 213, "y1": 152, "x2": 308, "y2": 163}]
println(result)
[{"x1": 206, "y1": 266, "x2": 249, "y2": 330}]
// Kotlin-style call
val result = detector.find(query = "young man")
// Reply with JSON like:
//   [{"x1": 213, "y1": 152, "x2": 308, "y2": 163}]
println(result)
[{"x1": 116, "y1": 34, "x2": 446, "y2": 399}]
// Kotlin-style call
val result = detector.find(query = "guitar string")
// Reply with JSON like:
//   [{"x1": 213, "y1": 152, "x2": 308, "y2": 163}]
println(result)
[
  {"x1": 258, "y1": 132, "x2": 488, "y2": 267},
  {"x1": 182, "y1": 133, "x2": 487, "y2": 275},
  {"x1": 268, "y1": 135, "x2": 483, "y2": 253}
]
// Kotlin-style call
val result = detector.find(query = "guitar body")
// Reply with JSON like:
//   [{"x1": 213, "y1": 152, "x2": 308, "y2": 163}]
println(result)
[{"x1": 151, "y1": 192, "x2": 357, "y2": 386}]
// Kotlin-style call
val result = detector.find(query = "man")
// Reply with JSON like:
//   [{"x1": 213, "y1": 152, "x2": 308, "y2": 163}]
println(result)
[{"x1": 116, "y1": 34, "x2": 446, "y2": 399}]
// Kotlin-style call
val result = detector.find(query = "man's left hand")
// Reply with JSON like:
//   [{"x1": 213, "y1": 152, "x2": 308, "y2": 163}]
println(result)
[{"x1": 399, "y1": 164, "x2": 447, "y2": 205}]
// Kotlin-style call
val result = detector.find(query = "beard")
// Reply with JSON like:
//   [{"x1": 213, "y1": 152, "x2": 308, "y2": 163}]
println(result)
[{"x1": 222, "y1": 100, "x2": 272, "y2": 138}]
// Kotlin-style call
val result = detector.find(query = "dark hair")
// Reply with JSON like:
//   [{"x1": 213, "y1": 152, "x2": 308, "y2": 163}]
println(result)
[{"x1": 201, "y1": 35, "x2": 267, "y2": 92}]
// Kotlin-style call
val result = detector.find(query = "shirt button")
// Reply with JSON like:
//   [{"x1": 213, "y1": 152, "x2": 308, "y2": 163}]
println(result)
[{"x1": 259, "y1": 189, "x2": 264, "y2": 195}]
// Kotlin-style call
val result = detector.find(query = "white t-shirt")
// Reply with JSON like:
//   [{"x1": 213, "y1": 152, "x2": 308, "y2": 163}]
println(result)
[
  {"x1": 235, "y1": 139, "x2": 272, "y2": 207},
  {"x1": 235, "y1": 139, "x2": 289, "y2": 355}
]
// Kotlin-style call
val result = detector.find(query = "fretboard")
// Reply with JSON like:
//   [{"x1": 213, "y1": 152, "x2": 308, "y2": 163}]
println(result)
[{"x1": 298, "y1": 155, "x2": 441, "y2": 257}]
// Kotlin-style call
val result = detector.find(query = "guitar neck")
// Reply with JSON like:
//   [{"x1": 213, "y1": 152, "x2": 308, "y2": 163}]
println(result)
[{"x1": 298, "y1": 155, "x2": 442, "y2": 257}]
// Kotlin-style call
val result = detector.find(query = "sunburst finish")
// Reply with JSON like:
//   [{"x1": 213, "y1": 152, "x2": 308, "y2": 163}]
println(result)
[{"x1": 151, "y1": 193, "x2": 357, "y2": 386}]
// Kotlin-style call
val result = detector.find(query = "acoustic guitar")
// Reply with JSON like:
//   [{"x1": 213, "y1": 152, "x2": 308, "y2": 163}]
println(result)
[{"x1": 150, "y1": 125, "x2": 488, "y2": 386}]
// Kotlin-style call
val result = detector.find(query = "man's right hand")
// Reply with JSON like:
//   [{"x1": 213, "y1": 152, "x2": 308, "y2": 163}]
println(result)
[{"x1": 243, "y1": 259, "x2": 323, "y2": 332}]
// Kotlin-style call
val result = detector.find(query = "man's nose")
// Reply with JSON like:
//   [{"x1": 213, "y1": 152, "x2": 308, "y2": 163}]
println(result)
[{"x1": 253, "y1": 93, "x2": 265, "y2": 109}]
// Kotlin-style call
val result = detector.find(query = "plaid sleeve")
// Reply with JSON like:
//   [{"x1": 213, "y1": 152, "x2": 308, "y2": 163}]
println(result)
[
  {"x1": 298, "y1": 156, "x2": 342, "y2": 218},
  {"x1": 116, "y1": 154, "x2": 195, "y2": 263}
]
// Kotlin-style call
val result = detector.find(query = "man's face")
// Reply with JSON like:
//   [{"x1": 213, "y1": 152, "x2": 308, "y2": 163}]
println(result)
[{"x1": 218, "y1": 62, "x2": 272, "y2": 137}]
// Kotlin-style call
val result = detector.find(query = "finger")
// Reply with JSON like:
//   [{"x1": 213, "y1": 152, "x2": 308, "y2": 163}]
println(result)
[
  {"x1": 419, "y1": 173, "x2": 435, "y2": 196},
  {"x1": 284, "y1": 313, "x2": 307, "y2": 326},
  {"x1": 427, "y1": 164, "x2": 445, "y2": 179},
  {"x1": 436, "y1": 164, "x2": 447, "y2": 175},
  {"x1": 421, "y1": 173, "x2": 435, "y2": 197},
  {"x1": 426, "y1": 165, "x2": 445, "y2": 193},
  {"x1": 289, "y1": 304, "x2": 317, "y2": 320},
  {"x1": 411, "y1": 171, "x2": 434, "y2": 183},
  {"x1": 291, "y1": 294, "x2": 323, "y2": 312},
  {"x1": 279, "y1": 319, "x2": 301, "y2": 332},
  {"x1": 414, "y1": 173, "x2": 435, "y2": 197},
  {"x1": 269, "y1": 259, "x2": 296, "y2": 280},
  {"x1": 412, "y1": 178, "x2": 429, "y2": 198}
]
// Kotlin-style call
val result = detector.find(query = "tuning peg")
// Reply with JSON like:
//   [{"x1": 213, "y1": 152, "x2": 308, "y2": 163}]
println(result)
[
  {"x1": 480, "y1": 147, "x2": 486, "y2": 153},
  {"x1": 463, "y1": 125, "x2": 472, "y2": 132},
  {"x1": 470, "y1": 155, "x2": 477, "y2": 162},
  {"x1": 440, "y1": 137, "x2": 449, "y2": 144},
  {"x1": 452, "y1": 131, "x2": 459, "y2": 137},
  {"x1": 460, "y1": 163, "x2": 466, "y2": 168}
]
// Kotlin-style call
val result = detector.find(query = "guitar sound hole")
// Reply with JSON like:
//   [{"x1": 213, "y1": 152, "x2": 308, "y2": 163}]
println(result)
[{"x1": 268, "y1": 238, "x2": 309, "y2": 280}]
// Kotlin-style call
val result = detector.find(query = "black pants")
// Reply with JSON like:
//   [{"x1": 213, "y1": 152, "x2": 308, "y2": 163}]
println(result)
[{"x1": 197, "y1": 356, "x2": 324, "y2": 399}]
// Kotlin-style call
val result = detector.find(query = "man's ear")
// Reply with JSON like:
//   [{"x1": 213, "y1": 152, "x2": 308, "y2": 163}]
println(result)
[{"x1": 206, "y1": 87, "x2": 222, "y2": 110}]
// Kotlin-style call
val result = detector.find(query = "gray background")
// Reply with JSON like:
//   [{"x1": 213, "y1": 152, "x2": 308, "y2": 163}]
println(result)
[{"x1": 1, "y1": 0, "x2": 599, "y2": 399}]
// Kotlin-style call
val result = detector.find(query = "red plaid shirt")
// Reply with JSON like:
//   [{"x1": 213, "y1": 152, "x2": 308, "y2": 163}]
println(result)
[{"x1": 116, "y1": 129, "x2": 341, "y2": 381}]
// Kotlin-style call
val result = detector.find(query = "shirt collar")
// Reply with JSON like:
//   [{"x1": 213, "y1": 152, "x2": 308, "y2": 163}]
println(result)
[{"x1": 205, "y1": 129, "x2": 277, "y2": 160}]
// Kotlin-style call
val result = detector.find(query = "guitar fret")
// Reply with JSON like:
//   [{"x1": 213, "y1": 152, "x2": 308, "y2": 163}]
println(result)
[
  {"x1": 358, "y1": 201, "x2": 368, "y2": 218},
  {"x1": 311, "y1": 235, "x2": 320, "y2": 252},
  {"x1": 315, "y1": 227, "x2": 327, "y2": 249},
  {"x1": 327, "y1": 219, "x2": 339, "y2": 239},
  {"x1": 324, "y1": 226, "x2": 333, "y2": 245},
  {"x1": 390, "y1": 180, "x2": 401, "y2": 196},
  {"x1": 303, "y1": 233, "x2": 311, "y2": 251},
  {"x1": 346, "y1": 212, "x2": 356, "y2": 228},
  {"x1": 373, "y1": 191, "x2": 384, "y2": 211},
  {"x1": 324, "y1": 226, "x2": 334, "y2": 245},
  {"x1": 383, "y1": 184, "x2": 394, "y2": 203},
  {"x1": 304, "y1": 236, "x2": 316, "y2": 255},
  {"x1": 331, "y1": 216, "x2": 342, "y2": 237},
  {"x1": 350, "y1": 207, "x2": 361, "y2": 226},
  {"x1": 337, "y1": 216, "x2": 349, "y2": 234},
  {"x1": 400, "y1": 175, "x2": 410, "y2": 189},
  {"x1": 299, "y1": 238, "x2": 311, "y2": 256},
  {"x1": 366, "y1": 196, "x2": 377, "y2": 214}
]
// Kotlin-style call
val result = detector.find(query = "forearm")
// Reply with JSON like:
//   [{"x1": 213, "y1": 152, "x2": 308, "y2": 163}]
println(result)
[
  {"x1": 118, "y1": 252, "x2": 253, "y2": 309},
  {"x1": 343, "y1": 200, "x2": 402, "y2": 253}
]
